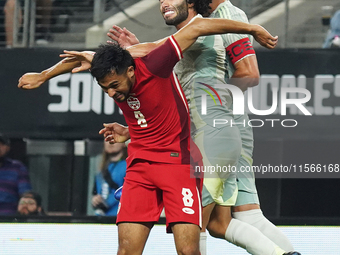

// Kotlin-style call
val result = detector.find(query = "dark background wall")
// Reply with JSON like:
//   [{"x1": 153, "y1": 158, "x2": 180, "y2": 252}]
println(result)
[{"x1": 1, "y1": 48, "x2": 340, "y2": 222}]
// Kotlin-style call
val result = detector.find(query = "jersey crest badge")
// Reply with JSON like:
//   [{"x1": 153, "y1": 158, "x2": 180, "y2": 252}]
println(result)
[{"x1": 127, "y1": 96, "x2": 140, "y2": 110}]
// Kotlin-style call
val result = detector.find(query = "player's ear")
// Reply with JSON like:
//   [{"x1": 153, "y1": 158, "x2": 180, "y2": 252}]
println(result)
[{"x1": 126, "y1": 66, "x2": 135, "y2": 79}]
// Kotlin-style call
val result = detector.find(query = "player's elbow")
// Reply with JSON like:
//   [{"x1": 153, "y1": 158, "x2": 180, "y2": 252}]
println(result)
[
  {"x1": 187, "y1": 17, "x2": 205, "y2": 39},
  {"x1": 248, "y1": 76, "x2": 260, "y2": 87},
  {"x1": 234, "y1": 71, "x2": 259, "y2": 88},
  {"x1": 244, "y1": 69, "x2": 260, "y2": 87}
]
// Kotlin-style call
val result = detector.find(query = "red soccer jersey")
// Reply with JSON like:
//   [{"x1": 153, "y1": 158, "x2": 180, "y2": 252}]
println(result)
[{"x1": 116, "y1": 36, "x2": 200, "y2": 167}]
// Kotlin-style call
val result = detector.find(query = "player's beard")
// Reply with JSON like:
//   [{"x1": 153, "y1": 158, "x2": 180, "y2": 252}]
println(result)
[{"x1": 164, "y1": 0, "x2": 189, "y2": 26}]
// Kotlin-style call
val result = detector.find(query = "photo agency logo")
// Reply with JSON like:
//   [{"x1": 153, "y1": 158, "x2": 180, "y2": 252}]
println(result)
[{"x1": 199, "y1": 82, "x2": 312, "y2": 128}]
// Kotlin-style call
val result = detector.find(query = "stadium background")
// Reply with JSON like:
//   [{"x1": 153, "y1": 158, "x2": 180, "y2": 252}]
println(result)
[{"x1": 0, "y1": 0, "x2": 340, "y2": 254}]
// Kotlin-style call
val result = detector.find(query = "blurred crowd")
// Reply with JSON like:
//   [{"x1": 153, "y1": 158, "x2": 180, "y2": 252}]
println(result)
[{"x1": 0, "y1": 133, "x2": 126, "y2": 217}]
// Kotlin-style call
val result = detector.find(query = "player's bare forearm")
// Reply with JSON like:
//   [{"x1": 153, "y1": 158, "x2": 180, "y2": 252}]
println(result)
[
  {"x1": 18, "y1": 59, "x2": 81, "y2": 90},
  {"x1": 173, "y1": 17, "x2": 278, "y2": 52},
  {"x1": 43, "y1": 59, "x2": 81, "y2": 80},
  {"x1": 127, "y1": 37, "x2": 168, "y2": 58},
  {"x1": 230, "y1": 55, "x2": 260, "y2": 91},
  {"x1": 18, "y1": 50, "x2": 94, "y2": 90},
  {"x1": 230, "y1": 74, "x2": 259, "y2": 92}
]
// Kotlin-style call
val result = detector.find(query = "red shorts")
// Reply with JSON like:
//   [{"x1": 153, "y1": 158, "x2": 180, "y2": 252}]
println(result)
[{"x1": 117, "y1": 160, "x2": 203, "y2": 232}]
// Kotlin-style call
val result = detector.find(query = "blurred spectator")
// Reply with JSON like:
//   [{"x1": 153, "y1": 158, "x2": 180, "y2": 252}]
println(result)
[
  {"x1": 35, "y1": 0, "x2": 52, "y2": 45},
  {"x1": 0, "y1": 0, "x2": 22, "y2": 48},
  {"x1": 0, "y1": 134, "x2": 31, "y2": 215},
  {"x1": 92, "y1": 142, "x2": 127, "y2": 216},
  {"x1": 17, "y1": 191, "x2": 45, "y2": 215},
  {"x1": 0, "y1": 0, "x2": 52, "y2": 47},
  {"x1": 323, "y1": 10, "x2": 340, "y2": 48}
]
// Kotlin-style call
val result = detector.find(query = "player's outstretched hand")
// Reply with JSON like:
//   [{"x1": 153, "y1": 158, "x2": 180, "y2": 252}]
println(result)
[
  {"x1": 99, "y1": 122, "x2": 130, "y2": 144},
  {"x1": 60, "y1": 50, "x2": 94, "y2": 73},
  {"x1": 107, "y1": 25, "x2": 140, "y2": 48},
  {"x1": 251, "y1": 24, "x2": 278, "y2": 49},
  {"x1": 18, "y1": 72, "x2": 46, "y2": 90}
]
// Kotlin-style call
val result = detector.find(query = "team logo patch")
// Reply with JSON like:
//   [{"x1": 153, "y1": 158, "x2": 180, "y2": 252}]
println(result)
[
  {"x1": 127, "y1": 96, "x2": 140, "y2": 110},
  {"x1": 182, "y1": 208, "x2": 195, "y2": 215}
]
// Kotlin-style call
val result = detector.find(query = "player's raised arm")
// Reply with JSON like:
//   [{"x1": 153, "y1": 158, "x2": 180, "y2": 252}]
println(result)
[
  {"x1": 107, "y1": 25, "x2": 140, "y2": 48},
  {"x1": 173, "y1": 17, "x2": 278, "y2": 53},
  {"x1": 125, "y1": 37, "x2": 169, "y2": 59},
  {"x1": 18, "y1": 50, "x2": 95, "y2": 90},
  {"x1": 18, "y1": 59, "x2": 80, "y2": 90},
  {"x1": 108, "y1": 25, "x2": 171, "y2": 59}
]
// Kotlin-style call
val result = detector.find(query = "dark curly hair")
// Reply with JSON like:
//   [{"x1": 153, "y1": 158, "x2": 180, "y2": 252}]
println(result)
[
  {"x1": 188, "y1": 0, "x2": 212, "y2": 16},
  {"x1": 91, "y1": 44, "x2": 135, "y2": 81}
]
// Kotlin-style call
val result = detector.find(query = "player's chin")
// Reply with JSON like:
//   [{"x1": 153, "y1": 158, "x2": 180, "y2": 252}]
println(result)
[{"x1": 114, "y1": 94, "x2": 126, "y2": 102}]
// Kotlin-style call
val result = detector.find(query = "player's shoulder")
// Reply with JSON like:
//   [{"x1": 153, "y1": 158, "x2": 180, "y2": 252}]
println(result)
[
  {"x1": 211, "y1": 1, "x2": 248, "y2": 21},
  {"x1": 134, "y1": 57, "x2": 149, "y2": 74}
]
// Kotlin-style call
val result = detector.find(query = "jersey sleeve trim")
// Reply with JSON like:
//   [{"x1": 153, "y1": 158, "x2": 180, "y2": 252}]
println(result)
[
  {"x1": 169, "y1": 35, "x2": 183, "y2": 60},
  {"x1": 226, "y1": 37, "x2": 255, "y2": 65}
]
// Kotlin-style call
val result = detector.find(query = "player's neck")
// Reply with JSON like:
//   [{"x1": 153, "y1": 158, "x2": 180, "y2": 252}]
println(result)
[{"x1": 175, "y1": 9, "x2": 197, "y2": 30}]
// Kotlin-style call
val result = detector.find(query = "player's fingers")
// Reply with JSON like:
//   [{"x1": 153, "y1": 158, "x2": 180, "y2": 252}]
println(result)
[
  {"x1": 59, "y1": 53, "x2": 75, "y2": 58},
  {"x1": 260, "y1": 38, "x2": 274, "y2": 49},
  {"x1": 99, "y1": 127, "x2": 109, "y2": 134},
  {"x1": 21, "y1": 85, "x2": 33, "y2": 89},
  {"x1": 270, "y1": 36, "x2": 278, "y2": 42},
  {"x1": 269, "y1": 42, "x2": 276, "y2": 48},
  {"x1": 72, "y1": 67, "x2": 81, "y2": 73},
  {"x1": 107, "y1": 40, "x2": 116, "y2": 45},
  {"x1": 17, "y1": 79, "x2": 23, "y2": 88},
  {"x1": 108, "y1": 29, "x2": 121, "y2": 37},
  {"x1": 18, "y1": 81, "x2": 25, "y2": 88},
  {"x1": 112, "y1": 25, "x2": 124, "y2": 33},
  {"x1": 60, "y1": 55, "x2": 77, "y2": 62},
  {"x1": 63, "y1": 50, "x2": 82, "y2": 57},
  {"x1": 268, "y1": 37, "x2": 278, "y2": 48},
  {"x1": 103, "y1": 123, "x2": 115, "y2": 128},
  {"x1": 108, "y1": 29, "x2": 122, "y2": 38},
  {"x1": 104, "y1": 131, "x2": 113, "y2": 138},
  {"x1": 99, "y1": 129, "x2": 110, "y2": 137},
  {"x1": 267, "y1": 43, "x2": 274, "y2": 49},
  {"x1": 105, "y1": 135, "x2": 114, "y2": 142},
  {"x1": 120, "y1": 33, "x2": 128, "y2": 40},
  {"x1": 123, "y1": 27, "x2": 133, "y2": 36},
  {"x1": 107, "y1": 32, "x2": 119, "y2": 42}
]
